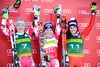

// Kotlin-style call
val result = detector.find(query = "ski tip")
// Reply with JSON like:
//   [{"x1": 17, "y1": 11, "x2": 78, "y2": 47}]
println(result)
[{"x1": 62, "y1": 16, "x2": 66, "y2": 21}]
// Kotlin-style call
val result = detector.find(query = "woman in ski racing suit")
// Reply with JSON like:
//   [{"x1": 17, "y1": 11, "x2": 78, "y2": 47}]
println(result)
[
  {"x1": 0, "y1": 6, "x2": 40, "y2": 67},
  {"x1": 66, "y1": 2, "x2": 97, "y2": 67}
]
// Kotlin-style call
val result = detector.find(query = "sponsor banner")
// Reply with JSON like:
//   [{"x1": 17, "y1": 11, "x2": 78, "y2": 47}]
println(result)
[{"x1": 0, "y1": 0, "x2": 100, "y2": 67}]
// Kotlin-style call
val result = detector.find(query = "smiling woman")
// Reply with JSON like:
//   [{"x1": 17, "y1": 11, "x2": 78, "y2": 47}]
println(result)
[
  {"x1": 66, "y1": 2, "x2": 97, "y2": 67},
  {"x1": 15, "y1": 19, "x2": 26, "y2": 33}
]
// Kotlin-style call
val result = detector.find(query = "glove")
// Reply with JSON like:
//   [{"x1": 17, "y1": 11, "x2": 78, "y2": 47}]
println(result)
[
  {"x1": 44, "y1": 55, "x2": 50, "y2": 62},
  {"x1": 90, "y1": 2, "x2": 97, "y2": 14},
  {"x1": 33, "y1": 5, "x2": 40, "y2": 16},
  {"x1": 54, "y1": 4, "x2": 62, "y2": 15},
  {"x1": 2, "y1": 6, "x2": 10, "y2": 19},
  {"x1": 13, "y1": 0, "x2": 21, "y2": 9}
]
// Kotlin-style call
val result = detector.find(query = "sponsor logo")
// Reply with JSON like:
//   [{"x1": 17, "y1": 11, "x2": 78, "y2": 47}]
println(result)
[
  {"x1": 96, "y1": 36, "x2": 100, "y2": 43},
  {"x1": 97, "y1": 49, "x2": 100, "y2": 56},
  {"x1": 62, "y1": 9, "x2": 72, "y2": 14},
  {"x1": 78, "y1": 10, "x2": 90, "y2": 15},
  {"x1": 45, "y1": 47, "x2": 56, "y2": 53},
  {"x1": 77, "y1": 8, "x2": 90, "y2": 18},
  {"x1": 26, "y1": 22, "x2": 32, "y2": 28},
  {"x1": 78, "y1": 9, "x2": 100, "y2": 17},
  {"x1": 43, "y1": 9, "x2": 53, "y2": 15},
  {"x1": 10, "y1": 9, "x2": 19, "y2": 13},
  {"x1": 97, "y1": 63, "x2": 100, "y2": 67},
  {"x1": 9, "y1": 8, "x2": 20, "y2": 16},
  {"x1": 85, "y1": 36, "x2": 90, "y2": 41},
  {"x1": 96, "y1": 10, "x2": 100, "y2": 17},
  {"x1": 43, "y1": 9, "x2": 72, "y2": 15},
  {"x1": 96, "y1": 36, "x2": 100, "y2": 40},
  {"x1": 25, "y1": 8, "x2": 33, "y2": 15},
  {"x1": 96, "y1": 23, "x2": 100, "y2": 29},
  {"x1": 7, "y1": 63, "x2": 13, "y2": 67},
  {"x1": 84, "y1": 49, "x2": 90, "y2": 54},
  {"x1": 32, "y1": 49, "x2": 37, "y2": 54},
  {"x1": 84, "y1": 63, "x2": 91, "y2": 67},
  {"x1": 7, "y1": 49, "x2": 12, "y2": 56},
  {"x1": 79, "y1": 23, "x2": 89, "y2": 29}
]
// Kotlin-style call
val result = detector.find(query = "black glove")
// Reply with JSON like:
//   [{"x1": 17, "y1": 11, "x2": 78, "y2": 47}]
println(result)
[
  {"x1": 90, "y1": 2, "x2": 97, "y2": 14},
  {"x1": 44, "y1": 55, "x2": 50, "y2": 62}
]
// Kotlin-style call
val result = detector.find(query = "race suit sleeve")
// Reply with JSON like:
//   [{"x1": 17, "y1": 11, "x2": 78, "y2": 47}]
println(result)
[
  {"x1": 26, "y1": 16, "x2": 39, "y2": 37},
  {"x1": 81, "y1": 13, "x2": 96, "y2": 40},
  {"x1": 1, "y1": 18, "x2": 10, "y2": 37}
]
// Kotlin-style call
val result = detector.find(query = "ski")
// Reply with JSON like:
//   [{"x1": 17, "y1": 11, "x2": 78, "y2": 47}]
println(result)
[
  {"x1": 38, "y1": 22, "x2": 47, "y2": 67},
  {"x1": 8, "y1": 18, "x2": 19, "y2": 67},
  {"x1": 33, "y1": 5, "x2": 47, "y2": 67},
  {"x1": 0, "y1": 0, "x2": 21, "y2": 16},
  {"x1": 61, "y1": 16, "x2": 69, "y2": 67}
]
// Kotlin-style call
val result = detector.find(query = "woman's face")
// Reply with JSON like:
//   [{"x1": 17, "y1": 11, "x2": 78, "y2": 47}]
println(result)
[
  {"x1": 44, "y1": 28, "x2": 54, "y2": 38},
  {"x1": 16, "y1": 24, "x2": 25, "y2": 33},
  {"x1": 69, "y1": 26, "x2": 77, "y2": 35}
]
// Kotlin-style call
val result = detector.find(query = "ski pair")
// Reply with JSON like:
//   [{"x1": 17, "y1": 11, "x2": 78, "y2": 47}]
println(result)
[
  {"x1": 61, "y1": 16, "x2": 69, "y2": 67},
  {"x1": 9, "y1": 18, "x2": 20, "y2": 67}
]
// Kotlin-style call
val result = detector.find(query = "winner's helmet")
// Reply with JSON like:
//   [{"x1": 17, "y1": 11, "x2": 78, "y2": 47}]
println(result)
[{"x1": 44, "y1": 21, "x2": 54, "y2": 31}]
